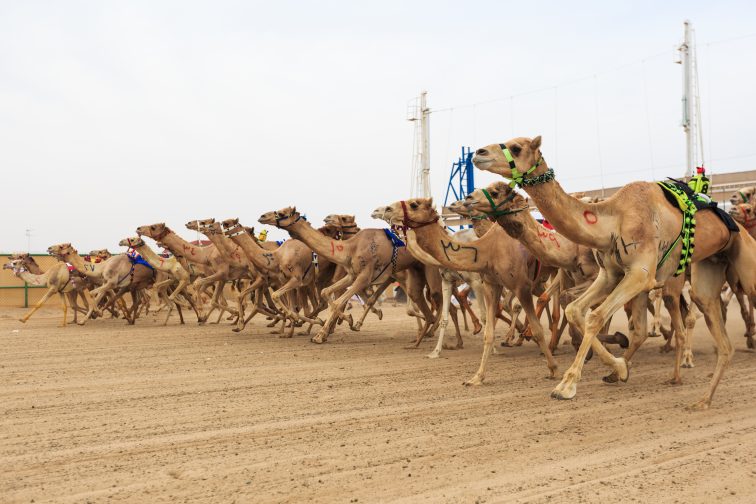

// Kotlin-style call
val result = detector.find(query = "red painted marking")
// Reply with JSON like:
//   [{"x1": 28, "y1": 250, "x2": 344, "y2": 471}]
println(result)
[
  {"x1": 583, "y1": 211, "x2": 598, "y2": 224},
  {"x1": 159, "y1": 258, "x2": 165, "y2": 266},
  {"x1": 330, "y1": 241, "x2": 335, "y2": 255},
  {"x1": 336, "y1": 244, "x2": 344, "y2": 252},
  {"x1": 538, "y1": 229, "x2": 561, "y2": 249}
]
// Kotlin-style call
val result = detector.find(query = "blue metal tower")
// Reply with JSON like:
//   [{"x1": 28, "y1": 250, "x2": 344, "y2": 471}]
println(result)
[{"x1": 443, "y1": 146, "x2": 475, "y2": 209}]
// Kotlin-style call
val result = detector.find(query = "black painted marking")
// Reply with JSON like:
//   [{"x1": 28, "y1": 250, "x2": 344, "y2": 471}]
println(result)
[{"x1": 441, "y1": 241, "x2": 478, "y2": 263}]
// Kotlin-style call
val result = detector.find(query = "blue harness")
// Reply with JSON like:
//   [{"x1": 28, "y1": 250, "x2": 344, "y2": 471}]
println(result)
[{"x1": 383, "y1": 228, "x2": 405, "y2": 248}]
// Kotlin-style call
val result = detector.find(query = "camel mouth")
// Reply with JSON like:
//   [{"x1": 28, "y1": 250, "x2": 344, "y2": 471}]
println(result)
[{"x1": 472, "y1": 156, "x2": 492, "y2": 168}]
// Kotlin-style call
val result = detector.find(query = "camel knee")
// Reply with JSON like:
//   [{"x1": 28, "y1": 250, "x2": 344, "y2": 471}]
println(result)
[{"x1": 564, "y1": 302, "x2": 583, "y2": 326}]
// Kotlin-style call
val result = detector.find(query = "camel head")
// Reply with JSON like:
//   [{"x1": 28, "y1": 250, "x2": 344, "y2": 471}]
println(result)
[
  {"x1": 259, "y1": 207, "x2": 300, "y2": 228},
  {"x1": 370, "y1": 206, "x2": 391, "y2": 221},
  {"x1": 203, "y1": 221, "x2": 225, "y2": 236},
  {"x1": 2, "y1": 258, "x2": 25, "y2": 273},
  {"x1": 118, "y1": 237, "x2": 145, "y2": 248},
  {"x1": 447, "y1": 198, "x2": 485, "y2": 220},
  {"x1": 89, "y1": 248, "x2": 112, "y2": 260},
  {"x1": 473, "y1": 136, "x2": 547, "y2": 185},
  {"x1": 462, "y1": 181, "x2": 526, "y2": 215},
  {"x1": 382, "y1": 198, "x2": 438, "y2": 228},
  {"x1": 186, "y1": 218, "x2": 215, "y2": 232},
  {"x1": 221, "y1": 218, "x2": 247, "y2": 238},
  {"x1": 137, "y1": 222, "x2": 169, "y2": 238},
  {"x1": 730, "y1": 186, "x2": 755, "y2": 206},
  {"x1": 729, "y1": 203, "x2": 756, "y2": 228},
  {"x1": 48, "y1": 243, "x2": 76, "y2": 258}
]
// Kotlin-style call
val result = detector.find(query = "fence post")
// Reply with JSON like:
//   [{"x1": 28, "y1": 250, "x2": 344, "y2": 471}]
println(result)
[{"x1": 24, "y1": 282, "x2": 28, "y2": 308}]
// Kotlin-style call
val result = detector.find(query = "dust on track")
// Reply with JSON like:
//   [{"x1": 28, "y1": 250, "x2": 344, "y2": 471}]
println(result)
[{"x1": 1, "y1": 303, "x2": 755, "y2": 503}]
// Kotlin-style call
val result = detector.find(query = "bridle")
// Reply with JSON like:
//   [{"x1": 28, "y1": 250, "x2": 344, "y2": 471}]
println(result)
[
  {"x1": 126, "y1": 237, "x2": 143, "y2": 248},
  {"x1": 150, "y1": 226, "x2": 170, "y2": 241},
  {"x1": 497, "y1": 143, "x2": 554, "y2": 188},
  {"x1": 273, "y1": 210, "x2": 301, "y2": 228},
  {"x1": 738, "y1": 205, "x2": 756, "y2": 229},
  {"x1": 397, "y1": 200, "x2": 438, "y2": 236}
]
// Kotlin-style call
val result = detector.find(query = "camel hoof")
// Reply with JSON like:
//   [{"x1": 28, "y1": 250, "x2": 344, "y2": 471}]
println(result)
[
  {"x1": 473, "y1": 324, "x2": 483, "y2": 335},
  {"x1": 687, "y1": 399, "x2": 711, "y2": 411},
  {"x1": 665, "y1": 377, "x2": 683, "y2": 386},
  {"x1": 682, "y1": 351, "x2": 695, "y2": 368},
  {"x1": 550, "y1": 384, "x2": 576, "y2": 400},
  {"x1": 232, "y1": 327, "x2": 242, "y2": 333},
  {"x1": 584, "y1": 348, "x2": 594, "y2": 363},
  {"x1": 499, "y1": 341, "x2": 513, "y2": 348},
  {"x1": 463, "y1": 376, "x2": 484, "y2": 386},
  {"x1": 426, "y1": 352, "x2": 441, "y2": 359},
  {"x1": 279, "y1": 333, "x2": 293, "y2": 339},
  {"x1": 311, "y1": 334, "x2": 327, "y2": 344},
  {"x1": 602, "y1": 372, "x2": 619, "y2": 384},
  {"x1": 18, "y1": 319, "x2": 27, "y2": 324},
  {"x1": 442, "y1": 344, "x2": 459, "y2": 350},
  {"x1": 376, "y1": 309, "x2": 383, "y2": 321},
  {"x1": 747, "y1": 337, "x2": 755, "y2": 350},
  {"x1": 617, "y1": 358, "x2": 630, "y2": 382}
]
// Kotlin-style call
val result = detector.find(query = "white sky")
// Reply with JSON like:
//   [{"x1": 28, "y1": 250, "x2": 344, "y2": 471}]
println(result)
[{"x1": 2, "y1": 1, "x2": 755, "y2": 251}]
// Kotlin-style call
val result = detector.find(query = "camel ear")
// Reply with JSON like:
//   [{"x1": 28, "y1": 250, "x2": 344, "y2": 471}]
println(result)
[{"x1": 531, "y1": 135, "x2": 542, "y2": 151}]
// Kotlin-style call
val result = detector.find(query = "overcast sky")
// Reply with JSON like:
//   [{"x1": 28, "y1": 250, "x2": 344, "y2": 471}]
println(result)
[{"x1": 2, "y1": 1, "x2": 755, "y2": 251}]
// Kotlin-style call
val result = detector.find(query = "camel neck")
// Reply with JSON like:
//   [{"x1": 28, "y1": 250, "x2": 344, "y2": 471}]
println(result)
[
  {"x1": 203, "y1": 231, "x2": 247, "y2": 268},
  {"x1": 228, "y1": 231, "x2": 278, "y2": 272},
  {"x1": 411, "y1": 222, "x2": 489, "y2": 273},
  {"x1": 496, "y1": 211, "x2": 578, "y2": 269},
  {"x1": 286, "y1": 218, "x2": 350, "y2": 265},
  {"x1": 160, "y1": 230, "x2": 213, "y2": 266},
  {"x1": 15, "y1": 268, "x2": 50, "y2": 287},
  {"x1": 518, "y1": 160, "x2": 610, "y2": 250},
  {"x1": 66, "y1": 253, "x2": 101, "y2": 278},
  {"x1": 134, "y1": 244, "x2": 167, "y2": 269}
]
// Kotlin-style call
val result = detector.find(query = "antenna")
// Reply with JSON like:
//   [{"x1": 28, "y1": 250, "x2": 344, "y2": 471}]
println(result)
[
  {"x1": 25, "y1": 228, "x2": 32, "y2": 252},
  {"x1": 678, "y1": 20, "x2": 704, "y2": 178},
  {"x1": 408, "y1": 91, "x2": 431, "y2": 198}
]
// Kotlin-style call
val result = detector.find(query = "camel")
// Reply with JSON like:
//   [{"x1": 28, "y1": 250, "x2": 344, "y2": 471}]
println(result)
[
  {"x1": 3, "y1": 257, "x2": 95, "y2": 327},
  {"x1": 372, "y1": 205, "x2": 486, "y2": 358},
  {"x1": 380, "y1": 198, "x2": 558, "y2": 384},
  {"x1": 220, "y1": 218, "x2": 323, "y2": 336},
  {"x1": 48, "y1": 243, "x2": 156, "y2": 324},
  {"x1": 473, "y1": 135, "x2": 756, "y2": 408},
  {"x1": 729, "y1": 186, "x2": 755, "y2": 206},
  {"x1": 729, "y1": 203, "x2": 756, "y2": 239},
  {"x1": 5, "y1": 253, "x2": 93, "y2": 323},
  {"x1": 135, "y1": 223, "x2": 246, "y2": 323},
  {"x1": 259, "y1": 207, "x2": 438, "y2": 345},
  {"x1": 459, "y1": 181, "x2": 708, "y2": 383},
  {"x1": 118, "y1": 237, "x2": 195, "y2": 324}
]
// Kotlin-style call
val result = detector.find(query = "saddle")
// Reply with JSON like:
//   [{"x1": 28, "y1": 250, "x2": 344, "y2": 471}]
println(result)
[{"x1": 657, "y1": 179, "x2": 738, "y2": 276}]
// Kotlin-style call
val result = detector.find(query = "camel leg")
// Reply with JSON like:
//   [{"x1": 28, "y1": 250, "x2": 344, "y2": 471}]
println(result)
[
  {"x1": 352, "y1": 278, "x2": 393, "y2": 331},
  {"x1": 518, "y1": 288, "x2": 558, "y2": 378},
  {"x1": 682, "y1": 299, "x2": 698, "y2": 367},
  {"x1": 58, "y1": 292, "x2": 68, "y2": 327},
  {"x1": 616, "y1": 292, "x2": 650, "y2": 367},
  {"x1": 273, "y1": 278, "x2": 324, "y2": 329},
  {"x1": 428, "y1": 276, "x2": 454, "y2": 359},
  {"x1": 688, "y1": 260, "x2": 732, "y2": 410},
  {"x1": 464, "y1": 282, "x2": 502, "y2": 385},
  {"x1": 552, "y1": 268, "x2": 636, "y2": 400},
  {"x1": 661, "y1": 289, "x2": 687, "y2": 384},
  {"x1": 312, "y1": 268, "x2": 373, "y2": 344},
  {"x1": 405, "y1": 272, "x2": 438, "y2": 347},
  {"x1": 17, "y1": 287, "x2": 57, "y2": 324}
]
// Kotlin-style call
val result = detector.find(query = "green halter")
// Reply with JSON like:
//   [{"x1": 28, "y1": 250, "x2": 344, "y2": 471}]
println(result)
[
  {"x1": 740, "y1": 191, "x2": 749, "y2": 203},
  {"x1": 498, "y1": 144, "x2": 552, "y2": 188},
  {"x1": 481, "y1": 188, "x2": 520, "y2": 217}
]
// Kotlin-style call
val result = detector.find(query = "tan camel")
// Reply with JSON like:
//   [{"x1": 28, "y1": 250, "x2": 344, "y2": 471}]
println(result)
[
  {"x1": 729, "y1": 186, "x2": 755, "y2": 206},
  {"x1": 371, "y1": 206, "x2": 485, "y2": 358},
  {"x1": 6, "y1": 253, "x2": 93, "y2": 323},
  {"x1": 3, "y1": 257, "x2": 95, "y2": 327},
  {"x1": 136, "y1": 223, "x2": 246, "y2": 323},
  {"x1": 259, "y1": 207, "x2": 437, "y2": 344},
  {"x1": 729, "y1": 203, "x2": 756, "y2": 239},
  {"x1": 380, "y1": 198, "x2": 558, "y2": 384},
  {"x1": 118, "y1": 237, "x2": 195, "y2": 323},
  {"x1": 48, "y1": 244, "x2": 155, "y2": 324},
  {"x1": 473, "y1": 135, "x2": 756, "y2": 408},
  {"x1": 460, "y1": 181, "x2": 707, "y2": 383},
  {"x1": 220, "y1": 218, "x2": 322, "y2": 336}
]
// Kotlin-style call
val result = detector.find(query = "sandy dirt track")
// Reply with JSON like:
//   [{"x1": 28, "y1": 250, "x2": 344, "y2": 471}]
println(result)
[{"x1": 1, "y1": 303, "x2": 756, "y2": 504}]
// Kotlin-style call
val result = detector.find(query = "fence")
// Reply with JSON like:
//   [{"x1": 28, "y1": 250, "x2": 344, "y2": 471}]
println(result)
[{"x1": 0, "y1": 254, "x2": 66, "y2": 308}]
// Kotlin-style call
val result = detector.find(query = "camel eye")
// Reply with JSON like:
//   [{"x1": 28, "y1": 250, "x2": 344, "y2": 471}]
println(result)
[
  {"x1": 510, "y1": 145, "x2": 522, "y2": 156},
  {"x1": 410, "y1": 202, "x2": 419, "y2": 210},
  {"x1": 491, "y1": 192, "x2": 498, "y2": 198}
]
